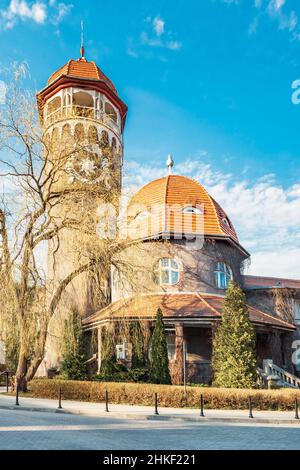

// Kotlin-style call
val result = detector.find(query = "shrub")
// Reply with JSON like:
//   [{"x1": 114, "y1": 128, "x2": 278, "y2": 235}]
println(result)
[
  {"x1": 130, "y1": 321, "x2": 147, "y2": 369},
  {"x1": 150, "y1": 308, "x2": 171, "y2": 384},
  {"x1": 29, "y1": 379, "x2": 300, "y2": 410},
  {"x1": 129, "y1": 367, "x2": 150, "y2": 383},
  {"x1": 60, "y1": 310, "x2": 88, "y2": 381},
  {"x1": 92, "y1": 372, "x2": 130, "y2": 383},
  {"x1": 212, "y1": 281, "x2": 257, "y2": 388},
  {"x1": 100, "y1": 325, "x2": 118, "y2": 376}
]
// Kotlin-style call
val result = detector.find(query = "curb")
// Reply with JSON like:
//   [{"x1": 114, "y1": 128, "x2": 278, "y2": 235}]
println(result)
[{"x1": 1, "y1": 404, "x2": 300, "y2": 425}]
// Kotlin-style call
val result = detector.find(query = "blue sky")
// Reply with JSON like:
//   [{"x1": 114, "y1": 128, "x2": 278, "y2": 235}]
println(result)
[{"x1": 1, "y1": 0, "x2": 300, "y2": 278}]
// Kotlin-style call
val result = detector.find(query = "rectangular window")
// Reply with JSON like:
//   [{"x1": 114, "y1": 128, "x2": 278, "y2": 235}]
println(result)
[
  {"x1": 294, "y1": 300, "x2": 300, "y2": 325},
  {"x1": 166, "y1": 330, "x2": 176, "y2": 360},
  {"x1": 116, "y1": 342, "x2": 130, "y2": 360}
]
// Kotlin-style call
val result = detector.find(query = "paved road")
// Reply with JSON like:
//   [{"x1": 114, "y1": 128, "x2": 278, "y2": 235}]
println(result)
[{"x1": 0, "y1": 409, "x2": 300, "y2": 450}]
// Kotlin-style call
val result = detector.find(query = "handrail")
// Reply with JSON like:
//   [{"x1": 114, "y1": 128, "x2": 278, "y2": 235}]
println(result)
[
  {"x1": 262, "y1": 359, "x2": 300, "y2": 389},
  {"x1": 45, "y1": 105, "x2": 121, "y2": 133},
  {"x1": 0, "y1": 371, "x2": 14, "y2": 376}
]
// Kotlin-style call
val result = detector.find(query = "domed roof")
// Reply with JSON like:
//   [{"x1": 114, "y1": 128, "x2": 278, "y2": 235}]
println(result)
[
  {"x1": 128, "y1": 174, "x2": 239, "y2": 244},
  {"x1": 47, "y1": 57, "x2": 117, "y2": 94}
]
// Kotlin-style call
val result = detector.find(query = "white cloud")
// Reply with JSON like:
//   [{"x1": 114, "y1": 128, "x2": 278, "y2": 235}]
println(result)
[
  {"x1": 1, "y1": 0, "x2": 47, "y2": 29},
  {"x1": 124, "y1": 156, "x2": 300, "y2": 279},
  {"x1": 0, "y1": 0, "x2": 72, "y2": 29},
  {"x1": 128, "y1": 14, "x2": 182, "y2": 58},
  {"x1": 51, "y1": 1, "x2": 73, "y2": 25},
  {"x1": 153, "y1": 16, "x2": 165, "y2": 36},
  {"x1": 166, "y1": 40, "x2": 182, "y2": 51}
]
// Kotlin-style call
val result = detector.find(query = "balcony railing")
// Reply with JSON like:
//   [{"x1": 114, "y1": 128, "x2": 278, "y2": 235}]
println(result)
[{"x1": 45, "y1": 105, "x2": 121, "y2": 134}]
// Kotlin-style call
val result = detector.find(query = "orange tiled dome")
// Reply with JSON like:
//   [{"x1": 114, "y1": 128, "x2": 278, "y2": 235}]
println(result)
[
  {"x1": 47, "y1": 58, "x2": 117, "y2": 94},
  {"x1": 128, "y1": 174, "x2": 239, "y2": 243}
]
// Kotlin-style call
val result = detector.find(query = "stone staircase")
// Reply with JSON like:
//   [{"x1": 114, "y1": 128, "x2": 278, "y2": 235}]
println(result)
[{"x1": 258, "y1": 359, "x2": 300, "y2": 389}]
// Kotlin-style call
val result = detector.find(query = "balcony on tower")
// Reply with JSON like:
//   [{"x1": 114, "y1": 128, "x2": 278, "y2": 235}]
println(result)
[{"x1": 44, "y1": 87, "x2": 121, "y2": 134}]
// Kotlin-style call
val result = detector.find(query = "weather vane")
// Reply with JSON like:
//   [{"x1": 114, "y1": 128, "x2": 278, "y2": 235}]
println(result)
[{"x1": 80, "y1": 20, "x2": 85, "y2": 58}]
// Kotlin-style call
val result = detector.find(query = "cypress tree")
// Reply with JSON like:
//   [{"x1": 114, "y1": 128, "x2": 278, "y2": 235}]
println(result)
[
  {"x1": 60, "y1": 310, "x2": 88, "y2": 380},
  {"x1": 130, "y1": 321, "x2": 146, "y2": 369},
  {"x1": 150, "y1": 308, "x2": 171, "y2": 384},
  {"x1": 100, "y1": 325, "x2": 118, "y2": 375},
  {"x1": 212, "y1": 281, "x2": 257, "y2": 388}
]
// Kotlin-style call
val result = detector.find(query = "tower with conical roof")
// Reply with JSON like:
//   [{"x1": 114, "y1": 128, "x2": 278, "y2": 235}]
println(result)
[{"x1": 36, "y1": 44, "x2": 127, "y2": 373}]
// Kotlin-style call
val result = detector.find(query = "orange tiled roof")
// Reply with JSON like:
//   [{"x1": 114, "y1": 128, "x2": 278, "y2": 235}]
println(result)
[
  {"x1": 83, "y1": 293, "x2": 295, "y2": 331},
  {"x1": 47, "y1": 58, "x2": 117, "y2": 94},
  {"x1": 243, "y1": 275, "x2": 300, "y2": 290},
  {"x1": 127, "y1": 175, "x2": 239, "y2": 244}
]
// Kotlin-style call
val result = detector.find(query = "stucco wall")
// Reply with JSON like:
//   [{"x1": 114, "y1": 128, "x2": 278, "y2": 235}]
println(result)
[{"x1": 111, "y1": 237, "x2": 246, "y2": 302}]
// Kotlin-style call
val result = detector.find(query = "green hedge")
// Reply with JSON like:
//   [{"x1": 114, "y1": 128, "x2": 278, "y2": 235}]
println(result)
[{"x1": 29, "y1": 379, "x2": 300, "y2": 410}]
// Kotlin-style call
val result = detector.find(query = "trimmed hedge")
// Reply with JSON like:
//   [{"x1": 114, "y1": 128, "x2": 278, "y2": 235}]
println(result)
[{"x1": 29, "y1": 379, "x2": 300, "y2": 410}]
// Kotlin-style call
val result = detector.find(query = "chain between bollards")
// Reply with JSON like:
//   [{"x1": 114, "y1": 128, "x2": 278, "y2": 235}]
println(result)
[
  {"x1": 295, "y1": 398, "x2": 299, "y2": 420},
  {"x1": 248, "y1": 396, "x2": 253, "y2": 419},
  {"x1": 105, "y1": 390, "x2": 109, "y2": 412},
  {"x1": 58, "y1": 387, "x2": 62, "y2": 409},
  {"x1": 15, "y1": 386, "x2": 19, "y2": 406},
  {"x1": 154, "y1": 392, "x2": 159, "y2": 415},
  {"x1": 200, "y1": 394, "x2": 205, "y2": 417}
]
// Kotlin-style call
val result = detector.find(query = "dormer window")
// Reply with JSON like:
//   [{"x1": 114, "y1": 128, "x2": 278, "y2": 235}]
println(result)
[
  {"x1": 222, "y1": 217, "x2": 230, "y2": 228},
  {"x1": 183, "y1": 206, "x2": 203, "y2": 215}
]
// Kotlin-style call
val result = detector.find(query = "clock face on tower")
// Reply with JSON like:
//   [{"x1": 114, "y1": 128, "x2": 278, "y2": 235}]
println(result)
[{"x1": 66, "y1": 143, "x2": 111, "y2": 187}]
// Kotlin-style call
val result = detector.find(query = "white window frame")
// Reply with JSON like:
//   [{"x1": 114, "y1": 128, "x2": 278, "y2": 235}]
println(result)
[
  {"x1": 154, "y1": 258, "x2": 180, "y2": 286},
  {"x1": 165, "y1": 328, "x2": 176, "y2": 360},
  {"x1": 294, "y1": 299, "x2": 300, "y2": 325},
  {"x1": 214, "y1": 262, "x2": 233, "y2": 289},
  {"x1": 116, "y1": 341, "x2": 130, "y2": 360}
]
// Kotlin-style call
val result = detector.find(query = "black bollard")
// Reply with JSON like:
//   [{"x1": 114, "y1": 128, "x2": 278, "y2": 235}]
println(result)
[
  {"x1": 105, "y1": 390, "x2": 109, "y2": 412},
  {"x1": 58, "y1": 387, "x2": 62, "y2": 409},
  {"x1": 248, "y1": 396, "x2": 253, "y2": 419},
  {"x1": 5, "y1": 372, "x2": 9, "y2": 393},
  {"x1": 154, "y1": 392, "x2": 159, "y2": 415},
  {"x1": 295, "y1": 398, "x2": 299, "y2": 420},
  {"x1": 16, "y1": 386, "x2": 19, "y2": 406},
  {"x1": 200, "y1": 394, "x2": 205, "y2": 417}
]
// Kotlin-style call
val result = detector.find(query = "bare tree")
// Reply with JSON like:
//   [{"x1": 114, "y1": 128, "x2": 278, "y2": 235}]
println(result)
[{"x1": 0, "y1": 64, "x2": 145, "y2": 391}]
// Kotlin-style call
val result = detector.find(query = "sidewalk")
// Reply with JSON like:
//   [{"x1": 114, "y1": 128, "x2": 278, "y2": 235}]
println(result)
[{"x1": 1, "y1": 393, "x2": 300, "y2": 424}]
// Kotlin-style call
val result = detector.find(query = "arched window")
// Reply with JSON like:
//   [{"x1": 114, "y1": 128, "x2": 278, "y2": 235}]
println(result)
[
  {"x1": 47, "y1": 96, "x2": 61, "y2": 116},
  {"x1": 214, "y1": 262, "x2": 232, "y2": 289},
  {"x1": 100, "y1": 130, "x2": 109, "y2": 147},
  {"x1": 73, "y1": 91, "x2": 94, "y2": 118},
  {"x1": 105, "y1": 101, "x2": 118, "y2": 123},
  {"x1": 154, "y1": 258, "x2": 180, "y2": 285},
  {"x1": 74, "y1": 123, "x2": 84, "y2": 141},
  {"x1": 88, "y1": 125, "x2": 98, "y2": 144},
  {"x1": 73, "y1": 91, "x2": 93, "y2": 108}
]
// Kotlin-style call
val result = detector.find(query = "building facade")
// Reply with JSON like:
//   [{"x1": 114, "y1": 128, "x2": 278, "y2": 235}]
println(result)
[{"x1": 33, "y1": 51, "x2": 300, "y2": 384}]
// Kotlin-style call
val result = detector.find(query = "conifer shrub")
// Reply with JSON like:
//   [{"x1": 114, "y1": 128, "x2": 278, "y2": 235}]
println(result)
[
  {"x1": 130, "y1": 321, "x2": 147, "y2": 369},
  {"x1": 99, "y1": 325, "x2": 118, "y2": 376},
  {"x1": 150, "y1": 308, "x2": 171, "y2": 385},
  {"x1": 60, "y1": 311, "x2": 88, "y2": 381},
  {"x1": 212, "y1": 281, "x2": 257, "y2": 388}
]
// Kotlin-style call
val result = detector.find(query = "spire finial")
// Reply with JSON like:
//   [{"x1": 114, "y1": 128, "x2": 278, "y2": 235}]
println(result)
[
  {"x1": 166, "y1": 154, "x2": 174, "y2": 175},
  {"x1": 80, "y1": 20, "x2": 85, "y2": 58}
]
